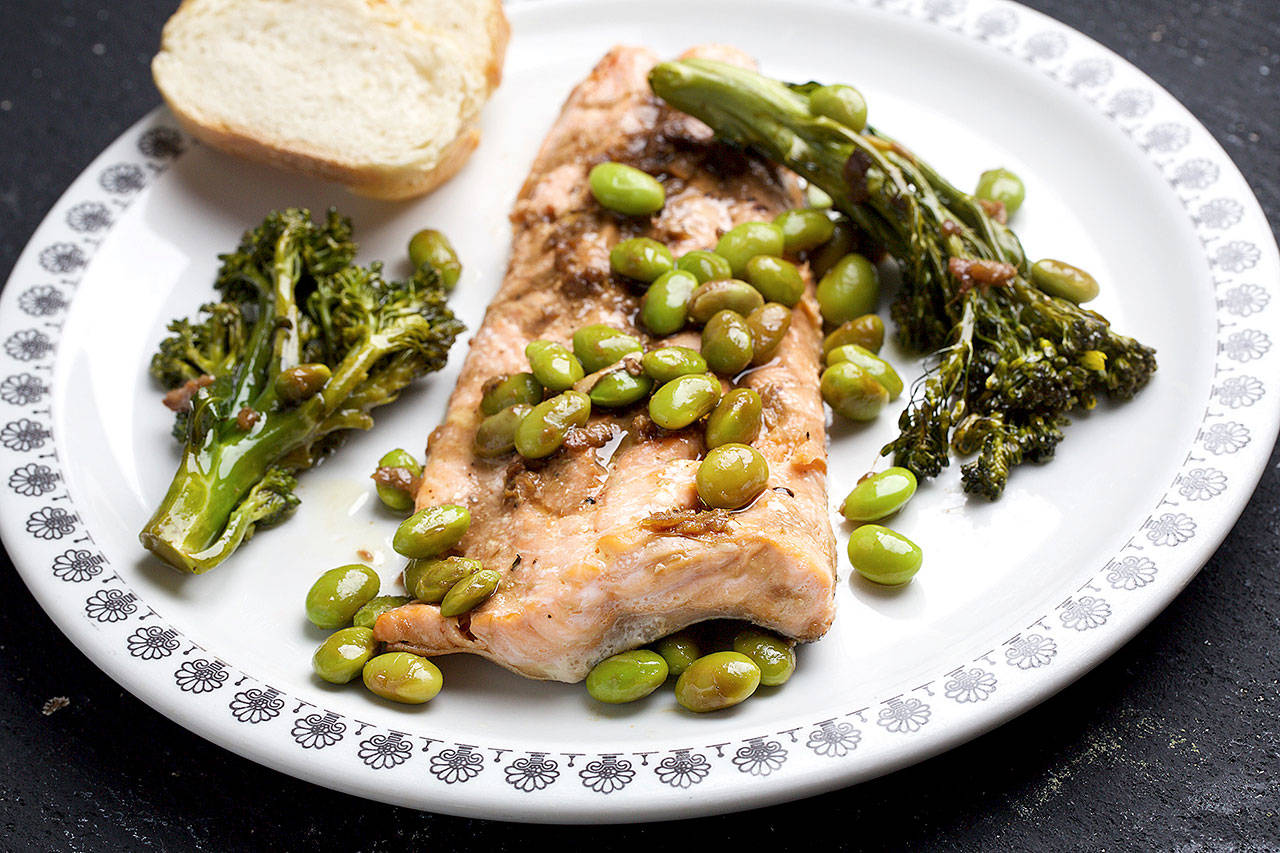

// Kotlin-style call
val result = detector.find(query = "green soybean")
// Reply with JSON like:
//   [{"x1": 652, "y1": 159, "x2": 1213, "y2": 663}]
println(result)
[
  {"x1": 774, "y1": 209, "x2": 835, "y2": 255},
  {"x1": 392, "y1": 505, "x2": 471, "y2": 560},
  {"x1": 526, "y1": 340, "x2": 585, "y2": 392},
  {"x1": 705, "y1": 388, "x2": 763, "y2": 448},
  {"x1": 974, "y1": 168, "x2": 1026, "y2": 217},
  {"x1": 809, "y1": 219, "x2": 856, "y2": 279},
  {"x1": 312, "y1": 626, "x2": 378, "y2": 684},
  {"x1": 474, "y1": 403, "x2": 532, "y2": 458},
  {"x1": 573, "y1": 324, "x2": 642, "y2": 373},
  {"x1": 353, "y1": 595, "x2": 414, "y2": 629},
  {"x1": 701, "y1": 310, "x2": 754, "y2": 376},
  {"x1": 589, "y1": 369, "x2": 653, "y2": 408},
  {"x1": 696, "y1": 443, "x2": 769, "y2": 509},
  {"x1": 821, "y1": 362, "x2": 889, "y2": 421},
  {"x1": 841, "y1": 467, "x2": 918, "y2": 522},
  {"x1": 439, "y1": 568, "x2": 501, "y2": 618},
  {"x1": 688, "y1": 279, "x2": 764, "y2": 325},
  {"x1": 404, "y1": 556, "x2": 483, "y2": 604},
  {"x1": 1031, "y1": 259, "x2": 1100, "y2": 304},
  {"x1": 274, "y1": 363, "x2": 331, "y2": 404},
  {"x1": 809, "y1": 83, "x2": 868, "y2": 132},
  {"x1": 674, "y1": 651, "x2": 761, "y2": 712},
  {"x1": 676, "y1": 250, "x2": 733, "y2": 284},
  {"x1": 589, "y1": 162, "x2": 665, "y2": 216},
  {"x1": 746, "y1": 302, "x2": 792, "y2": 365},
  {"x1": 745, "y1": 255, "x2": 805, "y2": 307},
  {"x1": 480, "y1": 372, "x2": 542, "y2": 416},
  {"x1": 649, "y1": 373, "x2": 722, "y2": 430},
  {"x1": 585, "y1": 650, "x2": 669, "y2": 704},
  {"x1": 641, "y1": 347, "x2": 707, "y2": 385},
  {"x1": 640, "y1": 269, "x2": 697, "y2": 336},
  {"x1": 408, "y1": 229, "x2": 462, "y2": 290},
  {"x1": 847, "y1": 524, "x2": 923, "y2": 586},
  {"x1": 609, "y1": 237, "x2": 673, "y2": 283},
  {"x1": 817, "y1": 254, "x2": 880, "y2": 326},
  {"x1": 826, "y1": 344, "x2": 903, "y2": 399},
  {"x1": 715, "y1": 222, "x2": 785, "y2": 277},
  {"x1": 362, "y1": 652, "x2": 443, "y2": 704},
  {"x1": 514, "y1": 390, "x2": 592, "y2": 458},
  {"x1": 653, "y1": 632, "x2": 700, "y2": 678},
  {"x1": 305, "y1": 564, "x2": 380, "y2": 629},
  {"x1": 732, "y1": 629, "x2": 796, "y2": 687},
  {"x1": 374, "y1": 448, "x2": 421, "y2": 514},
  {"x1": 823, "y1": 314, "x2": 885, "y2": 355}
]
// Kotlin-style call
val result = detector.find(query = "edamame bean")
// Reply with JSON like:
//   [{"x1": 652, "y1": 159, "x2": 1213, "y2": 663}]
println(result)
[
  {"x1": 809, "y1": 219, "x2": 856, "y2": 278},
  {"x1": 823, "y1": 314, "x2": 885, "y2": 355},
  {"x1": 696, "y1": 443, "x2": 769, "y2": 509},
  {"x1": 676, "y1": 250, "x2": 733, "y2": 284},
  {"x1": 809, "y1": 84, "x2": 868, "y2": 132},
  {"x1": 674, "y1": 651, "x2": 761, "y2": 712},
  {"x1": 573, "y1": 324, "x2": 642, "y2": 373},
  {"x1": 1030, "y1": 259, "x2": 1099, "y2": 304},
  {"x1": 732, "y1": 629, "x2": 796, "y2": 687},
  {"x1": 480, "y1": 372, "x2": 542, "y2": 416},
  {"x1": 641, "y1": 347, "x2": 707, "y2": 385},
  {"x1": 774, "y1": 209, "x2": 836, "y2": 255},
  {"x1": 305, "y1": 564, "x2": 380, "y2": 629},
  {"x1": 640, "y1": 269, "x2": 697, "y2": 336},
  {"x1": 275, "y1": 363, "x2": 331, "y2": 403},
  {"x1": 841, "y1": 467, "x2": 918, "y2": 522},
  {"x1": 353, "y1": 595, "x2": 414, "y2": 629},
  {"x1": 974, "y1": 168, "x2": 1026, "y2": 217},
  {"x1": 648, "y1": 373, "x2": 722, "y2": 430},
  {"x1": 826, "y1": 343, "x2": 903, "y2": 399},
  {"x1": 653, "y1": 632, "x2": 700, "y2": 678},
  {"x1": 847, "y1": 524, "x2": 923, "y2": 586},
  {"x1": 715, "y1": 222, "x2": 785, "y2": 277},
  {"x1": 514, "y1": 390, "x2": 592, "y2": 458},
  {"x1": 609, "y1": 237, "x2": 674, "y2": 283},
  {"x1": 589, "y1": 369, "x2": 653, "y2": 408},
  {"x1": 392, "y1": 505, "x2": 471, "y2": 559},
  {"x1": 746, "y1": 303, "x2": 792, "y2": 365},
  {"x1": 705, "y1": 388, "x2": 763, "y2": 448},
  {"x1": 745, "y1": 255, "x2": 804, "y2": 307},
  {"x1": 474, "y1": 403, "x2": 533, "y2": 458},
  {"x1": 817, "y1": 254, "x2": 879, "y2": 326},
  {"x1": 701, "y1": 310, "x2": 754, "y2": 375},
  {"x1": 688, "y1": 279, "x2": 764, "y2": 325},
  {"x1": 404, "y1": 556, "x2": 483, "y2": 603},
  {"x1": 526, "y1": 340, "x2": 585, "y2": 392},
  {"x1": 589, "y1": 162, "x2": 665, "y2": 216},
  {"x1": 439, "y1": 568, "x2": 501, "y2": 618},
  {"x1": 408, "y1": 229, "x2": 462, "y2": 290},
  {"x1": 821, "y1": 362, "x2": 889, "y2": 421},
  {"x1": 362, "y1": 652, "x2": 443, "y2": 704},
  {"x1": 585, "y1": 650, "x2": 669, "y2": 703},
  {"x1": 806, "y1": 183, "x2": 834, "y2": 209},
  {"x1": 312, "y1": 626, "x2": 378, "y2": 684},
  {"x1": 374, "y1": 448, "x2": 421, "y2": 513}
]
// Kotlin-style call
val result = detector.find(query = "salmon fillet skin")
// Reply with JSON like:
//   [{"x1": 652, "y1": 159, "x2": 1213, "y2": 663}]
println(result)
[{"x1": 374, "y1": 44, "x2": 838, "y2": 682}]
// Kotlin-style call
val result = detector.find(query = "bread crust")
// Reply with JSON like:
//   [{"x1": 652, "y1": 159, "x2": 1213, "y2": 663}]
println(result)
[{"x1": 151, "y1": 0, "x2": 507, "y2": 200}]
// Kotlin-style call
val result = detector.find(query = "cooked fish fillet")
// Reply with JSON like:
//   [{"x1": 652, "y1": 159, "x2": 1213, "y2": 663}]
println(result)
[{"x1": 374, "y1": 44, "x2": 837, "y2": 682}]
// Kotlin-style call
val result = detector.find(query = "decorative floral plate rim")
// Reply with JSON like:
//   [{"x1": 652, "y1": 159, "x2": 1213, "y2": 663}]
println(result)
[{"x1": 1, "y1": 0, "x2": 1277, "y2": 822}]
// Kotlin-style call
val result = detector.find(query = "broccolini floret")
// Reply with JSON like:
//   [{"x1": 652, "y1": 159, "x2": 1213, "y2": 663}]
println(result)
[
  {"x1": 650, "y1": 60, "x2": 1156, "y2": 499},
  {"x1": 140, "y1": 208, "x2": 463, "y2": 573}
]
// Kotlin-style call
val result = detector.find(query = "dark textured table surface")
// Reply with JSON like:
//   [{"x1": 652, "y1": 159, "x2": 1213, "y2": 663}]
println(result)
[{"x1": 2, "y1": 0, "x2": 1278, "y2": 848}]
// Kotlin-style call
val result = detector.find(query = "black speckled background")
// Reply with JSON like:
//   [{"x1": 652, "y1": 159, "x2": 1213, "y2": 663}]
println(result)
[{"x1": 1, "y1": 1, "x2": 1278, "y2": 847}]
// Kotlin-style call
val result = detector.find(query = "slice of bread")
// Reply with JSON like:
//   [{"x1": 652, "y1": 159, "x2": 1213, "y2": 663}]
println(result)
[{"x1": 152, "y1": 0, "x2": 508, "y2": 200}]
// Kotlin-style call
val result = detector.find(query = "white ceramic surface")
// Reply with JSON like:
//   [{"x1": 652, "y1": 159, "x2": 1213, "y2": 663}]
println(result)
[{"x1": 1, "y1": 0, "x2": 1276, "y2": 823}]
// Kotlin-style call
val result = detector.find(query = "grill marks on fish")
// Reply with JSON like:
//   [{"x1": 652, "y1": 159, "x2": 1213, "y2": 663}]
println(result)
[{"x1": 373, "y1": 45, "x2": 837, "y2": 681}]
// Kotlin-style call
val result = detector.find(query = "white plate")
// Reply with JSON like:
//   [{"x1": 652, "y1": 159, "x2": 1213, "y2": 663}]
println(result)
[{"x1": 2, "y1": 0, "x2": 1276, "y2": 823}]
